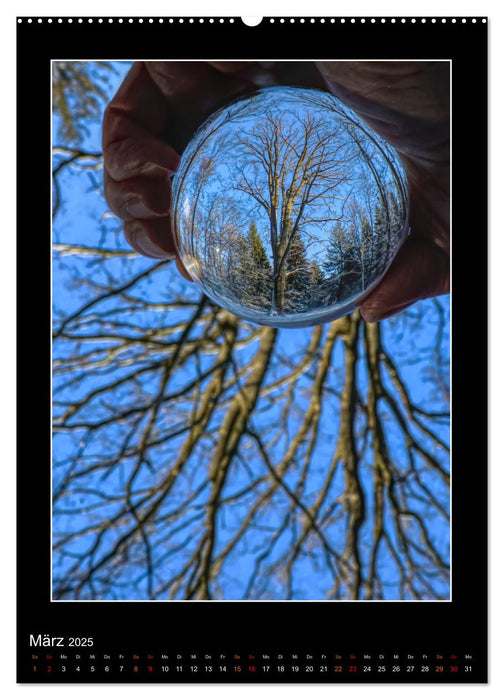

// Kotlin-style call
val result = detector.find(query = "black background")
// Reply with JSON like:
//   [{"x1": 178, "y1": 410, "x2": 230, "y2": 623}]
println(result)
[{"x1": 17, "y1": 16, "x2": 488, "y2": 683}]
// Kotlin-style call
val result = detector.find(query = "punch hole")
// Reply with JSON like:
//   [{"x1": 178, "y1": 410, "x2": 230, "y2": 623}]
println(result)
[{"x1": 241, "y1": 17, "x2": 263, "y2": 26}]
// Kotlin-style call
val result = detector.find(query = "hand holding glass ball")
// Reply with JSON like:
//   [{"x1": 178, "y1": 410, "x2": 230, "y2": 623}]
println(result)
[
  {"x1": 103, "y1": 62, "x2": 450, "y2": 323},
  {"x1": 172, "y1": 87, "x2": 409, "y2": 327}
]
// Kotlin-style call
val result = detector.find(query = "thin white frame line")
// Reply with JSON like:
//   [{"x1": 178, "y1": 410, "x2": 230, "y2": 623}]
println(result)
[
  {"x1": 50, "y1": 59, "x2": 54, "y2": 604},
  {"x1": 50, "y1": 58, "x2": 452, "y2": 603}
]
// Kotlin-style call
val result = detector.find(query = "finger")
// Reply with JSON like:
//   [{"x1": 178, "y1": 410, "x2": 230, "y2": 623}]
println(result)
[
  {"x1": 206, "y1": 60, "x2": 281, "y2": 88},
  {"x1": 359, "y1": 233, "x2": 449, "y2": 323},
  {"x1": 103, "y1": 62, "x2": 172, "y2": 144},
  {"x1": 123, "y1": 218, "x2": 194, "y2": 281},
  {"x1": 206, "y1": 61, "x2": 327, "y2": 90},
  {"x1": 104, "y1": 169, "x2": 171, "y2": 221},
  {"x1": 145, "y1": 60, "x2": 253, "y2": 105},
  {"x1": 124, "y1": 217, "x2": 177, "y2": 259},
  {"x1": 103, "y1": 119, "x2": 180, "y2": 182},
  {"x1": 206, "y1": 61, "x2": 254, "y2": 73},
  {"x1": 315, "y1": 61, "x2": 449, "y2": 124},
  {"x1": 144, "y1": 61, "x2": 256, "y2": 152},
  {"x1": 315, "y1": 61, "x2": 449, "y2": 162}
]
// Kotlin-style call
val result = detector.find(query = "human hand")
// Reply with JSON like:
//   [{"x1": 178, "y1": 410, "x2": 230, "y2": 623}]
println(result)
[
  {"x1": 103, "y1": 61, "x2": 449, "y2": 319},
  {"x1": 102, "y1": 62, "x2": 272, "y2": 279},
  {"x1": 102, "y1": 61, "x2": 329, "y2": 280}
]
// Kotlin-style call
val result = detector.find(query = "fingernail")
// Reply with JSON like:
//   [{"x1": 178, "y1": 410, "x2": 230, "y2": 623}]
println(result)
[
  {"x1": 126, "y1": 197, "x2": 157, "y2": 219},
  {"x1": 130, "y1": 228, "x2": 176, "y2": 260}
]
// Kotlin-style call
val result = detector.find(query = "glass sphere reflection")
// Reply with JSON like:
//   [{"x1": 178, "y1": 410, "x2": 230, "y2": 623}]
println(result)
[{"x1": 172, "y1": 87, "x2": 409, "y2": 328}]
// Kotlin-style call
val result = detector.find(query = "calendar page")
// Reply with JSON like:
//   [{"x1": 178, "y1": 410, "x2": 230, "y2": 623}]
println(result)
[{"x1": 17, "y1": 14, "x2": 488, "y2": 684}]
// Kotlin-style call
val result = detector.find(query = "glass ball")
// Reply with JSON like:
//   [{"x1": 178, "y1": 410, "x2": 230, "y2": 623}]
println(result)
[{"x1": 172, "y1": 87, "x2": 409, "y2": 328}]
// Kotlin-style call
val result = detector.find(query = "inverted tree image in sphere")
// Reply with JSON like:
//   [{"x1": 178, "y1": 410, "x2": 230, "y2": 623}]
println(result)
[{"x1": 172, "y1": 87, "x2": 409, "y2": 328}]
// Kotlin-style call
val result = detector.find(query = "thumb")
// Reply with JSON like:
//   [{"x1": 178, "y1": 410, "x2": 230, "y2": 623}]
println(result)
[{"x1": 360, "y1": 233, "x2": 449, "y2": 323}]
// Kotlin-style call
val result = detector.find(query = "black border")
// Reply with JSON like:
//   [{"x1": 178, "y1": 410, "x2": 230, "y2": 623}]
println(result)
[{"x1": 17, "y1": 16, "x2": 488, "y2": 683}]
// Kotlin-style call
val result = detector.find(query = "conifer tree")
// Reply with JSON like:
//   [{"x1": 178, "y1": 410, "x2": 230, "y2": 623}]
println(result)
[
  {"x1": 247, "y1": 222, "x2": 273, "y2": 307},
  {"x1": 360, "y1": 216, "x2": 374, "y2": 289},
  {"x1": 309, "y1": 259, "x2": 323, "y2": 285},
  {"x1": 248, "y1": 222, "x2": 271, "y2": 271},
  {"x1": 387, "y1": 188, "x2": 405, "y2": 245},
  {"x1": 230, "y1": 222, "x2": 273, "y2": 309},
  {"x1": 322, "y1": 223, "x2": 362, "y2": 298},
  {"x1": 285, "y1": 231, "x2": 310, "y2": 310},
  {"x1": 323, "y1": 223, "x2": 346, "y2": 278},
  {"x1": 373, "y1": 201, "x2": 390, "y2": 270}
]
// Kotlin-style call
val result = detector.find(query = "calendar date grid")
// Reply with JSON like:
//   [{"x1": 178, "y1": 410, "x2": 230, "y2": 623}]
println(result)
[{"x1": 28, "y1": 649, "x2": 476, "y2": 678}]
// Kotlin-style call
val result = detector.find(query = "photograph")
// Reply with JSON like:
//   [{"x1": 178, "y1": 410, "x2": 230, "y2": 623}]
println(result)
[{"x1": 51, "y1": 59, "x2": 450, "y2": 602}]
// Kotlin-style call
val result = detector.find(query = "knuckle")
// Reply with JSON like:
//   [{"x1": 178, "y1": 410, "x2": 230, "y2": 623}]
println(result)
[
  {"x1": 118, "y1": 194, "x2": 141, "y2": 220},
  {"x1": 103, "y1": 176, "x2": 135, "y2": 220},
  {"x1": 105, "y1": 136, "x2": 144, "y2": 179},
  {"x1": 102, "y1": 176, "x2": 120, "y2": 216}
]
